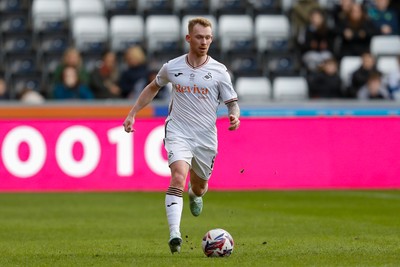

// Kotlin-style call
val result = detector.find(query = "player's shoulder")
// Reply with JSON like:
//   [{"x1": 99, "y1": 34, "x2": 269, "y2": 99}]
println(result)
[
  {"x1": 207, "y1": 56, "x2": 229, "y2": 74},
  {"x1": 165, "y1": 54, "x2": 186, "y2": 66}
]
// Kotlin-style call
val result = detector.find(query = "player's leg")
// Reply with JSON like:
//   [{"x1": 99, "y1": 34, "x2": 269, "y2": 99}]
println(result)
[
  {"x1": 188, "y1": 149, "x2": 215, "y2": 216},
  {"x1": 166, "y1": 160, "x2": 189, "y2": 253},
  {"x1": 188, "y1": 170, "x2": 208, "y2": 216}
]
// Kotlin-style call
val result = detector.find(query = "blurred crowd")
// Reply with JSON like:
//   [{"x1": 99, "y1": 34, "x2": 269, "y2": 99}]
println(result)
[
  {"x1": 295, "y1": 0, "x2": 399, "y2": 100},
  {"x1": 0, "y1": 0, "x2": 399, "y2": 103}
]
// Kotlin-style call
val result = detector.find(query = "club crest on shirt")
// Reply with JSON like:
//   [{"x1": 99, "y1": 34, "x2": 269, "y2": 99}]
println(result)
[{"x1": 203, "y1": 72, "x2": 212, "y2": 81}]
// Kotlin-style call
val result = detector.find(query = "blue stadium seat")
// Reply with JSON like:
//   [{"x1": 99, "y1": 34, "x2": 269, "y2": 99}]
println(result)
[
  {"x1": 32, "y1": 0, "x2": 68, "y2": 33},
  {"x1": 0, "y1": 11, "x2": 29, "y2": 32},
  {"x1": 2, "y1": 31, "x2": 34, "y2": 53},
  {"x1": 137, "y1": 0, "x2": 173, "y2": 18}
]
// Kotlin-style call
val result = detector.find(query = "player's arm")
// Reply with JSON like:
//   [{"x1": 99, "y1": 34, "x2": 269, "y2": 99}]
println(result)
[
  {"x1": 227, "y1": 101, "x2": 240, "y2": 131},
  {"x1": 123, "y1": 79, "x2": 161, "y2": 132}
]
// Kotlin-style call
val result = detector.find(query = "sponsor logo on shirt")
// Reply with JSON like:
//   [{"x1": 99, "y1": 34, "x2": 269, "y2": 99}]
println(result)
[{"x1": 175, "y1": 84, "x2": 209, "y2": 96}]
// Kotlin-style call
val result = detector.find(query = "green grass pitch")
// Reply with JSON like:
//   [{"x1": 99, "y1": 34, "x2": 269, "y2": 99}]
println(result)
[{"x1": 0, "y1": 191, "x2": 399, "y2": 266}]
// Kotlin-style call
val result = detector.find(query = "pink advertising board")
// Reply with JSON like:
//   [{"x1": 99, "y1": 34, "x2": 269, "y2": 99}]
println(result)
[{"x1": 0, "y1": 117, "x2": 400, "y2": 191}]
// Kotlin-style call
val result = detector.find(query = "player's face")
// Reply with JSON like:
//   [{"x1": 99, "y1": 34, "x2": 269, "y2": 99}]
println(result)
[{"x1": 187, "y1": 24, "x2": 213, "y2": 57}]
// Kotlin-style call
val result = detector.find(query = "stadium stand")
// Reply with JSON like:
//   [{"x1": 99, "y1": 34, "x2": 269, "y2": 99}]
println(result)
[
  {"x1": 218, "y1": 14, "x2": 254, "y2": 54},
  {"x1": 235, "y1": 76, "x2": 272, "y2": 101},
  {"x1": 273, "y1": 76, "x2": 308, "y2": 100},
  {"x1": 339, "y1": 56, "x2": 362, "y2": 89},
  {"x1": 370, "y1": 35, "x2": 400, "y2": 56},
  {"x1": 109, "y1": 15, "x2": 144, "y2": 52},
  {"x1": 0, "y1": 0, "x2": 399, "y2": 101}
]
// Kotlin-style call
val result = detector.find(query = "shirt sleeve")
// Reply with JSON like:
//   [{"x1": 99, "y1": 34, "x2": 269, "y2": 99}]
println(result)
[
  {"x1": 218, "y1": 69, "x2": 238, "y2": 104},
  {"x1": 155, "y1": 62, "x2": 170, "y2": 87}
]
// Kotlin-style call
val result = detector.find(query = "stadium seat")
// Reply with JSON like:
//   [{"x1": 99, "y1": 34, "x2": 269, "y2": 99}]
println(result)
[
  {"x1": 181, "y1": 15, "x2": 217, "y2": 51},
  {"x1": 255, "y1": 15, "x2": 291, "y2": 53},
  {"x1": 339, "y1": 56, "x2": 362, "y2": 89},
  {"x1": 110, "y1": 15, "x2": 144, "y2": 52},
  {"x1": 2, "y1": 31, "x2": 33, "y2": 53},
  {"x1": 0, "y1": 11, "x2": 29, "y2": 32},
  {"x1": 377, "y1": 56, "x2": 400, "y2": 77},
  {"x1": 9, "y1": 71, "x2": 43, "y2": 97},
  {"x1": 104, "y1": 0, "x2": 136, "y2": 17},
  {"x1": 265, "y1": 51, "x2": 301, "y2": 78},
  {"x1": 4, "y1": 52, "x2": 38, "y2": 74},
  {"x1": 40, "y1": 51, "x2": 63, "y2": 75},
  {"x1": 68, "y1": 0, "x2": 105, "y2": 17},
  {"x1": 226, "y1": 52, "x2": 264, "y2": 77},
  {"x1": 218, "y1": 15, "x2": 254, "y2": 53},
  {"x1": 210, "y1": 0, "x2": 247, "y2": 17},
  {"x1": 0, "y1": 0, "x2": 30, "y2": 11},
  {"x1": 37, "y1": 30, "x2": 70, "y2": 54},
  {"x1": 145, "y1": 15, "x2": 181, "y2": 54},
  {"x1": 174, "y1": 0, "x2": 210, "y2": 17},
  {"x1": 81, "y1": 51, "x2": 103, "y2": 72},
  {"x1": 32, "y1": 0, "x2": 68, "y2": 32},
  {"x1": 71, "y1": 16, "x2": 109, "y2": 52},
  {"x1": 137, "y1": 0, "x2": 173, "y2": 17},
  {"x1": 249, "y1": 0, "x2": 282, "y2": 15},
  {"x1": 281, "y1": 0, "x2": 295, "y2": 12},
  {"x1": 273, "y1": 76, "x2": 308, "y2": 100},
  {"x1": 235, "y1": 76, "x2": 272, "y2": 101},
  {"x1": 370, "y1": 35, "x2": 400, "y2": 56}
]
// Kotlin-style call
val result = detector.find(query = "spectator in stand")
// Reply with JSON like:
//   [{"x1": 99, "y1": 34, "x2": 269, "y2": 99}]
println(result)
[
  {"x1": 119, "y1": 45, "x2": 149, "y2": 99},
  {"x1": 0, "y1": 77, "x2": 10, "y2": 100},
  {"x1": 90, "y1": 51, "x2": 121, "y2": 99},
  {"x1": 52, "y1": 66, "x2": 94, "y2": 100},
  {"x1": 388, "y1": 0, "x2": 400, "y2": 29},
  {"x1": 53, "y1": 47, "x2": 90, "y2": 86},
  {"x1": 384, "y1": 55, "x2": 400, "y2": 100},
  {"x1": 357, "y1": 71, "x2": 390, "y2": 100},
  {"x1": 331, "y1": 0, "x2": 354, "y2": 27},
  {"x1": 349, "y1": 51, "x2": 380, "y2": 97},
  {"x1": 290, "y1": 0, "x2": 321, "y2": 38},
  {"x1": 337, "y1": 3, "x2": 377, "y2": 57},
  {"x1": 299, "y1": 8, "x2": 335, "y2": 72},
  {"x1": 16, "y1": 87, "x2": 45, "y2": 104},
  {"x1": 367, "y1": 0, "x2": 399, "y2": 35},
  {"x1": 308, "y1": 58, "x2": 342, "y2": 98}
]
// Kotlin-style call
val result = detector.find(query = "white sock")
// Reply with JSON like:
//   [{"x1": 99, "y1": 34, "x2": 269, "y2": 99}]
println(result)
[
  {"x1": 165, "y1": 187, "x2": 183, "y2": 235},
  {"x1": 188, "y1": 183, "x2": 208, "y2": 198}
]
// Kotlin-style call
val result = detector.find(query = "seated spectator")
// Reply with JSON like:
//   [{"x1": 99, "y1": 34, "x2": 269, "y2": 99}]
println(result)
[
  {"x1": 16, "y1": 87, "x2": 45, "y2": 104},
  {"x1": 290, "y1": 0, "x2": 321, "y2": 39},
  {"x1": 299, "y1": 8, "x2": 335, "y2": 72},
  {"x1": 337, "y1": 3, "x2": 377, "y2": 57},
  {"x1": 53, "y1": 47, "x2": 90, "y2": 86},
  {"x1": 349, "y1": 52, "x2": 380, "y2": 97},
  {"x1": 53, "y1": 66, "x2": 94, "y2": 100},
  {"x1": 357, "y1": 71, "x2": 390, "y2": 100},
  {"x1": 0, "y1": 77, "x2": 10, "y2": 100},
  {"x1": 90, "y1": 51, "x2": 121, "y2": 99},
  {"x1": 384, "y1": 55, "x2": 400, "y2": 100},
  {"x1": 308, "y1": 58, "x2": 342, "y2": 98},
  {"x1": 367, "y1": 0, "x2": 399, "y2": 35},
  {"x1": 119, "y1": 45, "x2": 149, "y2": 99},
  {"x1": 331, "y1": 0, "x2": 354, "y2": 27}
]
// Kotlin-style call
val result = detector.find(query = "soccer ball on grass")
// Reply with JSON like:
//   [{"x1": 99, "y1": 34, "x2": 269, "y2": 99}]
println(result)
[{"x1": 202, "y1": 228, "x2": 234, "y2": 257}]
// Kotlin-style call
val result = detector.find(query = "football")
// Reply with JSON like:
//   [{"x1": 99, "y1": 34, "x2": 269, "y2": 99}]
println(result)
[{"x1": 202, "y1": 228, "x2": 234, "y2": 257}]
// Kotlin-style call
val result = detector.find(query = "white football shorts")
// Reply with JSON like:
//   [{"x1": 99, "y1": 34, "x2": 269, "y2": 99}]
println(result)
[{"x1": 164, "y1": 136, "x2": 217, "y2": 180}]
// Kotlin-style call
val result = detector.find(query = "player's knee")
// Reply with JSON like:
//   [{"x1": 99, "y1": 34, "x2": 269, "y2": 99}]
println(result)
[
  {"x1": 192, "y1": 183, "x2": 207, "y2": 197},
  {"x1": 170, "y1": 172, "x2": 186, "y2": 189}
]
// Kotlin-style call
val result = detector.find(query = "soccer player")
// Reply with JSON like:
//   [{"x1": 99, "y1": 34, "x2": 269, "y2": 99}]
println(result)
[{"x1": 123, "y1": 17, "x2": 240, "y2": 254}]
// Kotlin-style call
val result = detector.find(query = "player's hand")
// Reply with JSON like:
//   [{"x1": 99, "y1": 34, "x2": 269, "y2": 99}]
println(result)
[
  {"x1": 123, "y1": 115, "x2": 135, "y2": 133},
  {"x1": 228, "y1": 115, "x2": 240, "y2": 131}
]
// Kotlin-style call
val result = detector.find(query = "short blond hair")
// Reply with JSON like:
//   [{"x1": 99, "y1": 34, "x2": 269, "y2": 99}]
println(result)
[
  {"x1": 188, "y1": 17, "x2": 212, "y2": 34},
  {"x1": 125, "y1": 45, "x2": 146, "y2": 65}
]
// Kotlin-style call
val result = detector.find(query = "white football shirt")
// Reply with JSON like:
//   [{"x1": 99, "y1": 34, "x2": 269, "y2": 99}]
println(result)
[{"x1": 155, "y1": 54, "x2": 238, "y2": 147}]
